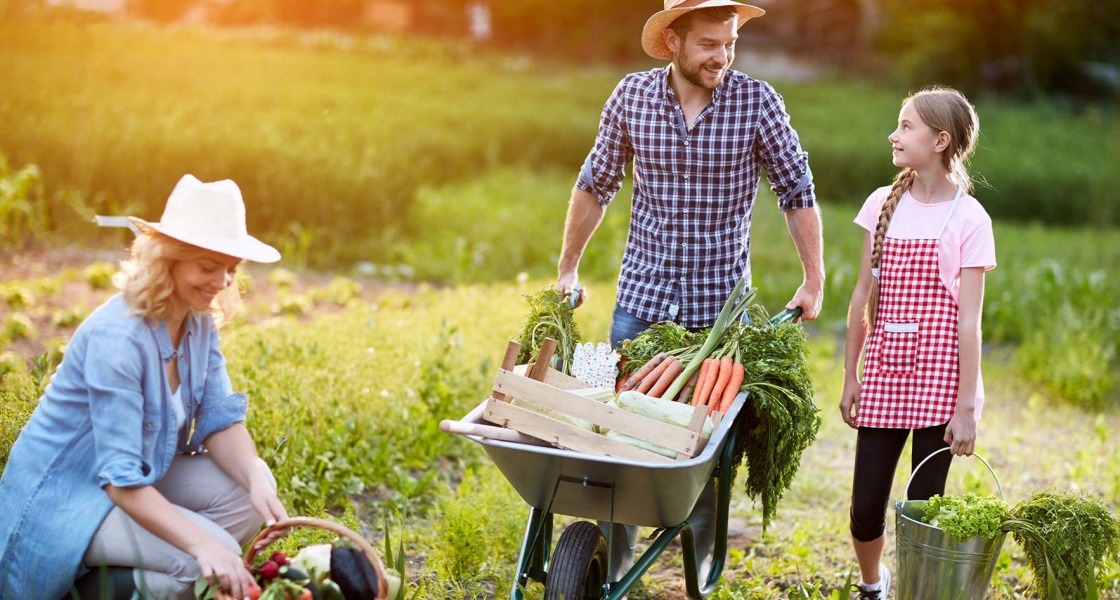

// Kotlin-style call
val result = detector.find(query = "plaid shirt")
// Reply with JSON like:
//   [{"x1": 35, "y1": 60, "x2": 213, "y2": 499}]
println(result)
[{"x1": 577, "y1": 66, "x2": 815, "y2": 328}]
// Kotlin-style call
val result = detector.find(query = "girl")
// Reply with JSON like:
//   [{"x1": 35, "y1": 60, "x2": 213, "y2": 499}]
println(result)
[
  {"x1": 839, "y1": 87, "x2": 995, "y2": 599},
  {"x1": 0, "y1": 175, "x2": 289, "y2": 600}
]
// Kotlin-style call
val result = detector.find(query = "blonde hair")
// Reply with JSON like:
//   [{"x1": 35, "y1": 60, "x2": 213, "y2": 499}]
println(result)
[
  {"x1": 866, "y1": 86, "x2": 979, "y2": 327},
  {"x1": 114, "y1": 232, "x2": 241, "y2": 326}
]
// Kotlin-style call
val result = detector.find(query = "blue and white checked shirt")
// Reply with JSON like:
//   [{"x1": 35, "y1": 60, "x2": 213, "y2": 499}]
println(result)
[{"x1": 577, "y1": 66, "x2": 815, "y2": 328}]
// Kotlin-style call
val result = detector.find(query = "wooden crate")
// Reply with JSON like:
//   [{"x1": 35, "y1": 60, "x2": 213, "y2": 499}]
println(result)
[{"x1": 478, "y1": 339, "x2": 713, "y2": 463}]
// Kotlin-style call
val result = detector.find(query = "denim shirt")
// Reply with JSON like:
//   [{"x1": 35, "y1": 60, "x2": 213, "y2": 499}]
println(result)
[{"x1": 0, "y1": 294, "x2": 248, "y2": 598}]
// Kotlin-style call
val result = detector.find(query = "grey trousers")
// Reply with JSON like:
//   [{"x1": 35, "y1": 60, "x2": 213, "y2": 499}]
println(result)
[{"x1": 83, "y1": 454, "x2": 272, "y2": 600}]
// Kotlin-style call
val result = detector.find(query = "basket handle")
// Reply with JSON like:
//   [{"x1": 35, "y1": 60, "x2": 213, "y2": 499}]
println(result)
[
  {"x1": 243, "y1": 517, "x2": 390, "y2": 600},
  {"x1": 903, "y1": 447, "x2": 1003, "y2": 502}
]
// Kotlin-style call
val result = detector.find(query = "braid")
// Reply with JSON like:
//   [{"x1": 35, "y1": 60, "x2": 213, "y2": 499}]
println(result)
[{"x1": 865, "y1": 168, "x2": 916, "y2": 327}]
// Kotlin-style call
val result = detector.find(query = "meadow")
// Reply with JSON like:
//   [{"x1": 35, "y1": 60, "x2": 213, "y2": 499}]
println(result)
[{"x1": 1, "y1": 15, "x2": 1119, "y2": 599}]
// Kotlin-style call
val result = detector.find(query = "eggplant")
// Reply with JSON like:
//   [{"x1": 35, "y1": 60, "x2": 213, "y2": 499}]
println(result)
[{"x1": 330, "y1": 542, "x2": 380, "y2": 600}]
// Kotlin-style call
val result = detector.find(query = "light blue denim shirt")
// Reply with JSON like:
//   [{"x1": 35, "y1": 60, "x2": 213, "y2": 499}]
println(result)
[{"x1": 0, "y1": 294, "x2": 248, "y2": 598}]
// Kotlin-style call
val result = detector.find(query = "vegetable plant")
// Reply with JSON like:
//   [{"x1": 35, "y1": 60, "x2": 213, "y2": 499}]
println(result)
[
  {"x1": 513, "y1": 286, "x2": 581, "y2": 374},
  {"x1": 922, "y1": 493, "x2": 1010, "y2": 542}
]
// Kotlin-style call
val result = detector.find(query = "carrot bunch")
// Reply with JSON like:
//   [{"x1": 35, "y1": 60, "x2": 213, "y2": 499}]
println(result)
[
  {"x1": 690, "y1": 353, "x2": 746, "y2": 415},
  {"x1": 618, "y1": 351, "x2": 686, "y2": 398}
]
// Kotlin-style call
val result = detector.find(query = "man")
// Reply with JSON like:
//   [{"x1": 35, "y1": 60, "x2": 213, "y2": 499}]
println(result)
[{"x1": 555, "y1": 0, "x2": 825, "y2": 586}]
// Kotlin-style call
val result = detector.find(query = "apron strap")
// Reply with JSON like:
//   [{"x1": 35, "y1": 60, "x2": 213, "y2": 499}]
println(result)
[{"x1": 936, "y1": 187, "x2": 964, "y2": 239}]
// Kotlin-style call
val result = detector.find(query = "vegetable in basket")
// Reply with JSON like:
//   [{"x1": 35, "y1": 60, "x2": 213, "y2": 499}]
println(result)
[{"x1": 921, "y1": 493, "x2": 1009, "y2": 541}]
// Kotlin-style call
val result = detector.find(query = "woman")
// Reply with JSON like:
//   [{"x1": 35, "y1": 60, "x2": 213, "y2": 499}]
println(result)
[{"x1": 0, "y1": 175, "x2": 288, "y2": 599}]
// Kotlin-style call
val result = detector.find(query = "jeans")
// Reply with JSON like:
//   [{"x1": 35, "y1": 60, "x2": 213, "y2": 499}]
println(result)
[{"x1": 603, "y1": 305, "x2": 718, "y2": 583}]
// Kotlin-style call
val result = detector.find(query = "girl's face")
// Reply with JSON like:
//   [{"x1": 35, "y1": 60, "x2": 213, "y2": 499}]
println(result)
[
  {"x1": 889, "y1": 101, "x2": 947, "y2": 171},
  {"x1": 169, "y1": 251, "x2": 241, "y2": 314}
]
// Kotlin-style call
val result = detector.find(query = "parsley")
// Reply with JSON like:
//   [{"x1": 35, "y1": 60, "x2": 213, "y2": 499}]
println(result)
[{"x1": 921, "y1": 493, "x2": 1009, "y2": 541}]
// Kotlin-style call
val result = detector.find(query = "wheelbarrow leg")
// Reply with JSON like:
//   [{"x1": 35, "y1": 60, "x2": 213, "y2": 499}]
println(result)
[
  {"x1": 511, "y1": 506, "x2": 553, "y2": 600},
  {"x1": 681, "y1": 424, "x2": 738, "y2": 599}
]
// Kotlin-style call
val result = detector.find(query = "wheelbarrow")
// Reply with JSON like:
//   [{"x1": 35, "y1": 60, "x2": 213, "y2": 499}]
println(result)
[{"x1": 445, "y1": 308, "x2": 802, "y2": 599}]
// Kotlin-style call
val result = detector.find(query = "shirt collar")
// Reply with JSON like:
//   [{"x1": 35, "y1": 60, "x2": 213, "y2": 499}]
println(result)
[
  {"x1": 658, "y1": 65, "x2": 730, "y2": 110},
  {"x1": 148, "y1": 314, "x2": 195, "y2": 360}
]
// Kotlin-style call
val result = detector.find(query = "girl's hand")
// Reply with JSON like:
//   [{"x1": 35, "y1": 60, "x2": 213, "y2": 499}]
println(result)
[
  {"x1": 193, "y1": 539, "x2": 259, "y2": 599},
  {"x1": 943, "y1": 409, "x2": 977, "y2": 456},
  {"x1": 838, "y1": 379, "x2": 861, "y2": 429}
]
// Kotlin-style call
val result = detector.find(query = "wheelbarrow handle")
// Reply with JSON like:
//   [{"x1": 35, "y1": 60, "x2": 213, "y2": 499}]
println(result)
[{"x1": 769, "y1": 306, "x2": 803, "y2": 325}]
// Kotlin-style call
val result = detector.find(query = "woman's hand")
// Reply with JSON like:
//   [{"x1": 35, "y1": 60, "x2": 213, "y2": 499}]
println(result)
[
  {"x1": 839, "y1": 378, "x2": 861, "y2": 429},
  {"x1": 192, "y1": 538, "x2": 260, "y2": 599},
  {"x1": 248, "y1": 469, "x2": 290, "y2": 552},
  {"x1": 944, "y1": 407, "x2": 977, "y2": 456}
]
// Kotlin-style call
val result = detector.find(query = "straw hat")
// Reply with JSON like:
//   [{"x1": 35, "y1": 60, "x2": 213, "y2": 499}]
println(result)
[
  {"x1": 641, "y1": 0, "x2": 765, "y2": 60},
  {"x1": 129, "y1": 174, "x2": 281, "y2": 263}
]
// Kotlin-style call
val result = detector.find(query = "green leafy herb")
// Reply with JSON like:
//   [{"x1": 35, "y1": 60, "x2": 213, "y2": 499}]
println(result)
[
  {"x1": 922, "y1": 493, "x2": 1009, "y2": 541},
  {"x1": 1000, "y1": 490, "x2": 1120, "y2": 600},
  {"x1": 618, "y1": 322, "x2": 701, "y2": 380},
  {"x1": 513, "y1": 287, "x2": 581, "y2": 374},
  {"x1": 728, "y1": 303, "x2": 821, "y2": 531}
]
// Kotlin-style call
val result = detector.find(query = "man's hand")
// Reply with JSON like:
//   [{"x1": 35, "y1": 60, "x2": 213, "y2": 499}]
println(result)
[
  {"x1": 557, "y1": 272, "x2": 586, "y2": 308},
  {"x1": 786, "y1": 283, "x2": 823, "y2": 320}
]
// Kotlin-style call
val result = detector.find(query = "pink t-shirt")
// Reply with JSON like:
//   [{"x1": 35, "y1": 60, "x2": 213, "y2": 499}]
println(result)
[{"x1": 855, "y1": 185, "x2": 997, "y2": 302}]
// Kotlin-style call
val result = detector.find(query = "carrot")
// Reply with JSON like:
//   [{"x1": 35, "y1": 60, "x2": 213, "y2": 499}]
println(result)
[
  {"x1": 648, "y1": 357, "x2": 684, "y2": 398},
  {"x1": 637, "y1": 355, "x2": 676, "y2": 394},
  {"x1": 717, "y1": 361, "x2": 746, "y2": 414},
  {"x1": 692, "y1": 357, "x2": 718, "y2": 407},
  {"x1": 677, "y1": 369, "x2": 700, "y2": 403},
  {"x1": 707, "y1": 355, "x2": 734, "y2": 414},
  {"x1": 615, "y1": 356, "x2": 628, "y2": 393},
  {"x1": 623, "y1": 352, "x2": 667, "y2": 391}
]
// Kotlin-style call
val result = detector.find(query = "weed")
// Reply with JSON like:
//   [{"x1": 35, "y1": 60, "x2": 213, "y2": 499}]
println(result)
[
  {"x1": 82, "y1": 261, "x2": 116, "y2": 290},
  {"x1": 3, "y1": 312, "x2": 35, "y2": 342}
]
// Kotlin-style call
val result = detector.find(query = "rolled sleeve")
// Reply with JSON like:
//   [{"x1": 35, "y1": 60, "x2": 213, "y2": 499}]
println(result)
[
  {"x1": 191, "y1": 328, "x2": 247, "y2": 448},
  {"x1": 85, "y1": 325, "x2": 150, "y2": 488},
  {"x1": 576, "y1": 81, "x2": 633, "y2": 206},
  {"x1": 756, "y1": 84, "x2": 815, "y2": 211}
]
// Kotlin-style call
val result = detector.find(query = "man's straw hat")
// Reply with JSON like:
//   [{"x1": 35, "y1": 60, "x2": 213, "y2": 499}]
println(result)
[
  {"x1": 641, "y1": 0, "x2": 765, "y2": 60},
  {"x1": 129, "y1": 174, "x2": 280, "y2": 263}
]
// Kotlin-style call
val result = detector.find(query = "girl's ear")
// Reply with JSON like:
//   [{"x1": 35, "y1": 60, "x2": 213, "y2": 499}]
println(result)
[{"x1": 935, "y1": 130, "x2": 952, "y2": 153}]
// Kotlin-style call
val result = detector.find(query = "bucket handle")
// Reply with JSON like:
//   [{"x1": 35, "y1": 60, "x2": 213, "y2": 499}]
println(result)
[{"x1": 903, "y1": 447, "x2": 1003, "y2": 502}]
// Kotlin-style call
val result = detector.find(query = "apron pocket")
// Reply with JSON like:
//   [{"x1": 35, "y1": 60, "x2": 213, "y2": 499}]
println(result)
[{"x1": 881, "y1": 321, "x2": 919, "y2": 374}]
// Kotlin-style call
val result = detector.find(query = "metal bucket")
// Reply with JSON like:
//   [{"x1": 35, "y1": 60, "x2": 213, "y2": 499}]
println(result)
[{"x1": 893, "y1": 448, "x2": 1006, "y2": 600}]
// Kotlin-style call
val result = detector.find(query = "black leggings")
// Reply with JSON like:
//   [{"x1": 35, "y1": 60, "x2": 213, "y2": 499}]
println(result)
[{"x1": 849, "y1": 424, "x2": 951, "y2": 542}]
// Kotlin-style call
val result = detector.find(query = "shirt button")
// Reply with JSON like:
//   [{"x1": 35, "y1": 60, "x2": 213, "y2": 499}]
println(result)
[
  {"x1": 680, "y1": 277, "x2": 686, "y2": 282},
  {"x1": 684, "y1": 140, "x2": 690, "y2": 146},
  {"x1": 683, "y1": 174, "x2": 689, "y2": 179}
]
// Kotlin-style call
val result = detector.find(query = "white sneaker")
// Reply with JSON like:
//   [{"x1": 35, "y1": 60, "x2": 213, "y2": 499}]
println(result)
[{"x1": 856, "y1": 563, "x2": 890, "y2": 599}]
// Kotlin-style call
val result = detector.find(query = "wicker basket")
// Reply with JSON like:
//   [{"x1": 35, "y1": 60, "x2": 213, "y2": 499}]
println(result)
[{"x1": 215, "y1": 516, "x2": 389, "y2": 600}]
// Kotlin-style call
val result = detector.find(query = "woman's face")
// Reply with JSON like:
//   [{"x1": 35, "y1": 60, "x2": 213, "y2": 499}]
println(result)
[
  {"x1": 888, "y1": 100, "x2": 946, "y2": 171},
  {"x1": 169, "y1": 251, "x2": 241, "y2": 314}
]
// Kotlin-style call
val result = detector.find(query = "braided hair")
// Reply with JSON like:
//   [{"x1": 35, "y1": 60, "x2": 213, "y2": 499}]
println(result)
[{"x1": 865, "y1": 86, "x2": 979, "y2": 327}]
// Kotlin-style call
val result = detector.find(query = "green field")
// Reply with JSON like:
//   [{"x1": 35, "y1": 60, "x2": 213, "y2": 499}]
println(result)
[{"x1": 2, "y1": 15, "x2": 1119, "y2": 599}]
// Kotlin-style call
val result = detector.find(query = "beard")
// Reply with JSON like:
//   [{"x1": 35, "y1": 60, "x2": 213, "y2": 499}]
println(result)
[{"x1": 674, "y1": 55, "x2": 729, "y2": 91}]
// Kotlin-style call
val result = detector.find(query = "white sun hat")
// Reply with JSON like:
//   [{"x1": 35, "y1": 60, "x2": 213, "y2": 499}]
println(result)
[
  {"x1": 641, "y1": 0, "x2": 765, "y2": 61},
  {"x1": 127, "y1": 174, "x2": 281, "y2": 263}
]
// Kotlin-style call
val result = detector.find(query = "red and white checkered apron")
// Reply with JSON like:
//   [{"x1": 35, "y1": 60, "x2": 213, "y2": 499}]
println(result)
[{"x1": 858, "y1": 191, "x2": 962, "y2": 429}]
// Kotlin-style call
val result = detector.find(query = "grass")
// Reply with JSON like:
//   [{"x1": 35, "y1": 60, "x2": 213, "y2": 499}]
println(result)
[{"x1": 2, "y1": 264, "x2": 1118, "y2": 598}]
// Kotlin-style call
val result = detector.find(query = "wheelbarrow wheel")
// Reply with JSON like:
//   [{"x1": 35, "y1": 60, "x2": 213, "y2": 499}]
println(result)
[{"x1": 545, "y1": 521, "x2": 608, "y2": 600}]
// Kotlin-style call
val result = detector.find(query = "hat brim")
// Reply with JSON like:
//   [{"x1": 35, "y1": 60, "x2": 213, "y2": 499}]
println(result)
[
  {"x1": 129, "y1": 217, "x2": 282, "y2": 264},
  {"x1": 641, "y1": 1, "x2": 765, "y2": 60}
]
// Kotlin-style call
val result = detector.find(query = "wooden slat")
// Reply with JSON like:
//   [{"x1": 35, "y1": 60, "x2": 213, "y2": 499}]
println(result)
[
  {"x1": 510, "y1": 364, "x2": 587, "y2": 390},
  {"x1": 527, "y1": 338, "x2": 558, "y2": 381},
  {"x1": 494, "y1": 369, "x2": 706, "y2": 456},
  {"x1": 482, "y1": 398, "x2": 672, "y2": 463},
  {"x1": 494, "y1": 340, "x2": 521, "y2": 402}
]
